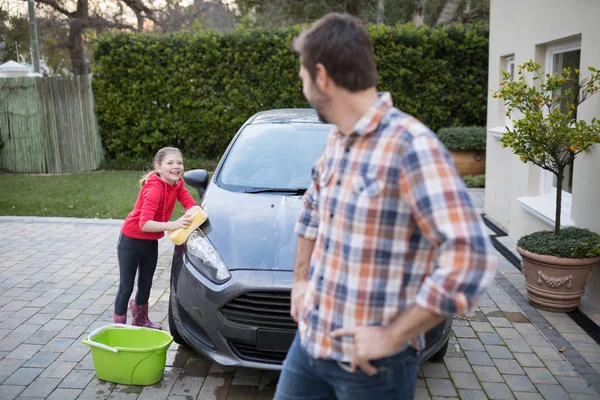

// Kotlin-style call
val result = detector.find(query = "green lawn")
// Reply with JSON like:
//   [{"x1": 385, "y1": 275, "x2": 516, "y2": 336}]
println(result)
[{"x1": 0, "y1": 171, "x2": 201, "y2": 219}]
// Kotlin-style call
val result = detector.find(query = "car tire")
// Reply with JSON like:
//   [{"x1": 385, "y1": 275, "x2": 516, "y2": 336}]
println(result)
[
  {"x1": 168, "y1": 292, "x2": 188, "y2": 346},
  {"x1": 429, "y1": 339, "x2": 449, "y2": 362}
]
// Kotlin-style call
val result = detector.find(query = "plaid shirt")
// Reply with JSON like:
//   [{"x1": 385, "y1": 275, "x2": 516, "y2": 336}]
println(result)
[{"x1": 295, "y1": 92, "x2": 497, "y2": 362}]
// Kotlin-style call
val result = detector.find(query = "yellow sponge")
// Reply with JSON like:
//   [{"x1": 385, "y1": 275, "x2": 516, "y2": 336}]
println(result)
[{"x1": 167, "y1": 205, "x2": 208, "y2": 245}]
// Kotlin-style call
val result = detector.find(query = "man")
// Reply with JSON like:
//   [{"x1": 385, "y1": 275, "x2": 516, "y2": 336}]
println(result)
[{"x1": 274, "y1": 12, "x2": 497, "y2": 400}]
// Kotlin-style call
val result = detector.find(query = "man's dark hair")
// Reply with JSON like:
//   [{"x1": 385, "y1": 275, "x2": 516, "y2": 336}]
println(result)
[{"x1": 293, "y1": 13, "x2": 378, "y2": 92}]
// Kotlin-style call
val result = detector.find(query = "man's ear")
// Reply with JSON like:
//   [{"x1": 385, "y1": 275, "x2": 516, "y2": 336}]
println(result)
[{"x1": 314, "y1": 63, "x2": 329, "y2": 92}]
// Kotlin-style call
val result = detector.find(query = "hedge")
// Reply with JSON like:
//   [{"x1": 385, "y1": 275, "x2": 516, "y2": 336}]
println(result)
[
  {"x1": 93, "y1": 24, "x2": 488, "y2": 160},
  {"x1": 463, "y1": 174, "x2": 485, "y2": 188},
  {"x1": 437, "y1": 126, "x2": 486, "y2": 151}
]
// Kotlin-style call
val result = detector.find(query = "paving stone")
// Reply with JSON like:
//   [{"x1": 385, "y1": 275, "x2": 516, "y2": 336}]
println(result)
[
  {"x1": 3, "y1": 368, "x2": 43, "y2": 386},
  {"x1": 458, "y1": 389, "x2": 487, "y2": 400},
  {"x1": 514, "y1": 393, "x2": 544, "y2": 400},
  {"x1": 170, "y1": 375, "x2": 204, "y2": 398},
  {"x1": 478, "y1": 332, "x2": 504, "y2": 345},
  {"x1": 0, "y1": 385, "x2": 25, "y2": 400},
  {"x1": 19, "y1": 377, "x2": 62, "y2": 398},
  {"x1": 481, "y1": 382, "x2": 514, "y2": 399},
  {"x1": 522, "y1": 335, "x2": 550, "y2": 347},
  {"x1": 535, "y1": 384, "x2": 570, "y2": 400},
  {"x1": 452, "y1": 326, "x2": 477, "y2": 338},
  {"x1": 444, "y1": 358, "x2": 472, "y2": 373},
  {"x1": 470, "y1": 322, "x2": 495, "y2": 332},
  {"x1": 505, "y1": 339, "x2": 533, "y2": 353},
  {"x1": 0, "y1": 359, "x2": 26, "y2": 377},
  {"x1": 503, "y1": 374, "x2": 536, "y2": 392},
  {"x1": 543, "y1": 360, "x2": 579, "y2": 377},
  {"x1": 496, "y1": 328, "x2": 522, "y2": 340},
  {"x1": 78, "y1": 377, "x2": 116, "y2": 400},
  {"x1": 137, "y1": 366, "x2": 180, "y2": 400},
  {"x1": 486, "y1": 345, "x2": 513, "y2": 359},
  {"x1": 426, "y1": 378, "x2": 457, "y2": 397},
  {"x1": 488, "y1": 317, "x2": 513, "y2": 328},
  {"x1": 457, "y1": 338, "x2": 485, "y2": 352},
  {"x1": 414, "y1": 386, "x2": 432, "y2": 400},
  {"x1": 474, "y1": 366, "x2": 504, "y2": 383},
  {"x1": 39, "y1": 361, "x2": 76, "y2": 379},
  {"x1": 449, "y1": 372, "x2": 481, "y2": 389},
  {"x1": 22, "y1": 330, "x2": 56, "y2": 346},
  {"x1": 464, "y1": 351, "x2": 494, "y2": 366},
  {"x1": 22, "y1": 352, "x2": 59, "y2": 368},
  {"x1": 494, "y1": 359, "x2": 525, "y2": 375},
  {"x1": 46, "y1": 388, "x2": 82, "y2": 400},
  {"x1": 514, "y1": 353, "x2": 544, "y2": 368},
  {"x1": 523, "y1": 367, "x2": 559, "y2": 385},
  {"x1": 58, "y1": 369, "x2": 95, "y2": 389},
  {"x1": 5, "y1": 344, "x2": 42, "y2": 361},
  {"x1": 531, "y1": 346, "x2": 563, "y2": 362},
  {"x1": 555, "y1": 376, "x2": 596, "y2": 394},
  {"x1": 41, "y1": 338, "x2": 75, "y2": 353},
  {"x1": 422, "y1": 363, "x2": 450, "y2": 379}
]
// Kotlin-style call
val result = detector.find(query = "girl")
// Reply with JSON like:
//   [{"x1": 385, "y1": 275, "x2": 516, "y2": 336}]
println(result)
[{"x1": 114, "y1": 147, "x2": 197, "y2": 329}]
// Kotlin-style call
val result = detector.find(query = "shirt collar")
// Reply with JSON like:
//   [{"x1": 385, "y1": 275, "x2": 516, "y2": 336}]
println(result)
[{"x1": 334, "y1": 92, "x2": 393, "y2": 138}]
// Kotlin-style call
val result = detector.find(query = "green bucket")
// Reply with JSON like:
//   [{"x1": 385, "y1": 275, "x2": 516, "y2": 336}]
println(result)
[{"x1": 82, "y1": 324, "x2": 173, "y2": 386}]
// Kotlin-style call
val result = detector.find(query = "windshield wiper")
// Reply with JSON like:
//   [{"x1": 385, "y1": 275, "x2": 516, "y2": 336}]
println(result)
[{"x1": 243, "y1": 187, "x2": 307, "y2": 195}]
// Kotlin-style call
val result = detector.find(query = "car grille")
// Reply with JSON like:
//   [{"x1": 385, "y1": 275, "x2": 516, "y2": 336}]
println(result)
[
  {"x1": 229, "y1": 341, "x2": 288, "y2": 364},
  {"x1": 221, "y1": 291, "x2": 297, "y2": 330}
]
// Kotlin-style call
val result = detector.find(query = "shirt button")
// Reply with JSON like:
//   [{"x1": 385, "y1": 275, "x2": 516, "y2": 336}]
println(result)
[
  {"x1": 330, "y1": 212, "x2": 334, "y2": 218},
  {"x1": 345, "y1": 147, "x2": 350, "y2": 153},
  {"x1": 336, "y1": 179, "x2": 341, "y2": 185}
]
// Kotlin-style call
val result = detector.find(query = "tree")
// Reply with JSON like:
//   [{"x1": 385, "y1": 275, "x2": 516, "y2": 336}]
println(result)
[
  {"x1": 33, "y1": 0, "x2": 159, "y2": 74},
  {"x1": 495, "y1": 61, "x2": 600, "y2": 235},
  {"x1": 157, "y1": 0, "x2": 235, "y2": 33},
  {"x1": 233, "y1": 0, "x2": 489, "y2": 27}
]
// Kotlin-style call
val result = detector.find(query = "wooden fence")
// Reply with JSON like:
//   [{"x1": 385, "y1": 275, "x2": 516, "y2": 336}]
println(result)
[{"x1": 0, "y1": 75, "x2": 103, "y2": 174}]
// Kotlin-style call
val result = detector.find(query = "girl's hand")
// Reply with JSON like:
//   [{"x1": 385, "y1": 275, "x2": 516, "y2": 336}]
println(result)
[{"x1": 171, "y1": 215, "x2": 192, "y2": 230}]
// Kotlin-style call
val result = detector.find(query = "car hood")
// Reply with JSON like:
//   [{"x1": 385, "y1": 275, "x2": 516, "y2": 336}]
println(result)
[{"x1": 199, "y1": 184, "x2": 303, "y2": 271}]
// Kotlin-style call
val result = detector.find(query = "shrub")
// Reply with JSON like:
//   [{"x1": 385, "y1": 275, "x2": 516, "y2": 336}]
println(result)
[
  {"x1": 518, "y1": 227, "x2": 600, "y2": 259},
  {"x1": 437, "y1": 126, "x2": 486, "y2": 152},
  {"x1": 463, "y1": 174, "x2": 485, "y2": 188},
  {"x1": 93, "y1": 24, "x2": 489, "y2": 160}
]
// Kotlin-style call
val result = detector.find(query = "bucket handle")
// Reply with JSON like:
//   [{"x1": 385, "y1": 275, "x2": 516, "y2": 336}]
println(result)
[{"x1": 82, "y1": 323, "x2": 144, "y2": 353}]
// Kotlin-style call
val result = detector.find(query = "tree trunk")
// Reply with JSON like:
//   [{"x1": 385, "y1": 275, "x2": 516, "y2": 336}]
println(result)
[
  {"x1": 555, "y1": 167, "x2": 564, "y2": 235},
  {"x1": 68, "y1": 21, "x2": 87, "y2": 75},
  {"x1": 376, "y1": 0, "x2": 385, "y2": 25},
  {"x1": 436, "y1": 0, "x2": 462, "y2": 27},
  {"x1": 136, "y1": 14, "x2": 144, "y2": 31},
  {"x1": 412, "y1": 0, "x2": 425, "y2": 26}
]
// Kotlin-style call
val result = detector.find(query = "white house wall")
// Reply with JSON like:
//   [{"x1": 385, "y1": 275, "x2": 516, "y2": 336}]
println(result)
[{"x1": 486, "y1": 0, "x2": 600, "y2": 297}]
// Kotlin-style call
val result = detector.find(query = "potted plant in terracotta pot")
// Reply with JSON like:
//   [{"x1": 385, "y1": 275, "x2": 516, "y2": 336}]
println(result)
[
  {"x1": 495, "y1": 60, "x2": 600, "y2": 312},
  {"x1": 437, "y1": 127, "x2": 487, "y2": 176}
]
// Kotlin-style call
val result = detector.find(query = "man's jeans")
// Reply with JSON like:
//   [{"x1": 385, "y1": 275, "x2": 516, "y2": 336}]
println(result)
[{"x1": 275, "y1": 333, "x2": 420, "y2": 400}]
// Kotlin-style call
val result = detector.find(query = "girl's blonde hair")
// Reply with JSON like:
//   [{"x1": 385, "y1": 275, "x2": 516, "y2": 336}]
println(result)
[{"x1": 139, "y1": 147, "x2": 183, "y2": 186}]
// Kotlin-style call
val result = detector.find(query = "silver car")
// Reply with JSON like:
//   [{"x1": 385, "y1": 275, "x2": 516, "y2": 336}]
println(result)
[{"x1": 168, "y1": 109, "x2": 452, "y2": 370}]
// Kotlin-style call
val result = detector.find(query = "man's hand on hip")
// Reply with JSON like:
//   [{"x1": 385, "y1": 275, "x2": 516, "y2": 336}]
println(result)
[
  {"x1": 290, "y1": 279, "x2": 308, "y2": 323},
  {"x1": 331, "y1": 325, "x2": 398, "y2": 376}
]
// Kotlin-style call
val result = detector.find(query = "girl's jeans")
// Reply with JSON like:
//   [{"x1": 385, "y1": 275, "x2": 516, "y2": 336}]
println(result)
[
  {"x1": 114, "y1": 233, "x2": 158, "y2": 315},
  {"x1": 274, "y1": 332, "x2": 420, "y2": 400}
]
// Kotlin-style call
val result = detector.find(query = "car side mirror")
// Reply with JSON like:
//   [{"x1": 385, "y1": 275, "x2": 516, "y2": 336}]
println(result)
[{"x1": 184, "y1": 169, "x2": 209, "y2": 199}]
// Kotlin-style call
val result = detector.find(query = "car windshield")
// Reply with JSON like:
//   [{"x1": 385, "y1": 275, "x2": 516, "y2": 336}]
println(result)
[{"x1": 217, "y1": 123, "x2": 331, "y2": 192}]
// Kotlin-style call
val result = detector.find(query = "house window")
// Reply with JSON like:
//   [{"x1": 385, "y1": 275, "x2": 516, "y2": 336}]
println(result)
[
  {"x1": 505, "y1": 57, "x2": 515, "y2": 127},
  {"x1": 540, "y1": 39, "x2": 581, "y2": 195}
]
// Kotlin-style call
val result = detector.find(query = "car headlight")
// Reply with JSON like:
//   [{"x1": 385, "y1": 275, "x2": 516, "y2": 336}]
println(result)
[{"x1": 185, "y1": 230, "x2": 231, "y2": 284}]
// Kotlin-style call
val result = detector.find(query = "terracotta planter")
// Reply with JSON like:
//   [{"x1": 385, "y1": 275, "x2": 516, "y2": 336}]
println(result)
[
  {"x1": 517, "y1": 246, "x2": 600, "y2": 312},
  {"x1": 449, "y1": 150, "x2": 486, "y2": 176}
]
